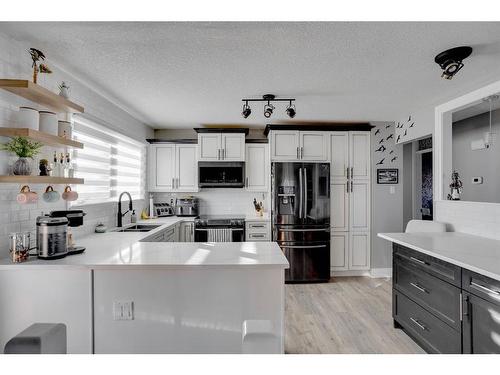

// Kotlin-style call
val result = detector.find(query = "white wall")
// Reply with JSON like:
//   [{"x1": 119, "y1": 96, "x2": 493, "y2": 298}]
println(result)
[
  {"x1": 370, "y1": 122, "x2": 404, "y2": 270},
  {"x1": 0, "y1": 31, "x2": 153, "y2": 258}
]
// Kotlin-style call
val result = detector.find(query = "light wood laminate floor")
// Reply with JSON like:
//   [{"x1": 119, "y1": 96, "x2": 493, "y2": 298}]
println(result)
[{"x1": 285, "y1": 277, "x2": 425, "y2": 354}]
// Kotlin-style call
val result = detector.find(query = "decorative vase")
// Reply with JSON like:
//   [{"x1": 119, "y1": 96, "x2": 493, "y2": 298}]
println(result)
[{"x1": 12, "y1": 157, "x2": 32, "y2": 176}]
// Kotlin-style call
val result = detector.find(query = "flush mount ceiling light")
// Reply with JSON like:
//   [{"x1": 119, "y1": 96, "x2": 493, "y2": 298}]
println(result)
[
  {"x1": 241, "y1": 94, "x2": 296, "y2": 119},
  {"x1": 434, "y1": 46, "x2": 473, "y2": 80}
]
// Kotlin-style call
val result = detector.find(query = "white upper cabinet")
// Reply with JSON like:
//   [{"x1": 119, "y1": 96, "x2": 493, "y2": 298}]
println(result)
[
  {"x1": 330, "y1": 132, "x2": 349, "y2": 180},
  {"x1": 149, "y1": 144, "x2": 198, "y2": 192},
  {"x1": 198, "y1": 133, "x2": 221, "y2": 161},
  {"x1": 176, "y1": 144, "x2": 198, "y2": 192},
  {"x1": 349, "y1": 132, "x2": 370, "y2": 180},
  {"x1": 221, "y1": 133, "x2": 245, "y2": 161},
  {"x1": 149, "y1": 144, "x2": 175, "y2": 191},
  {"x1": 245, "y1": 143, "x2": 269, "y2": 192},
  {"x1": 270, "y1": 130, "x2": 327, "y2": 161},
  {"x1": 198, "y1": 132, "x2": 245, "y2": 161},
  {"x1": 270, "y1": 131, "x2": 300, "y2": 160}
]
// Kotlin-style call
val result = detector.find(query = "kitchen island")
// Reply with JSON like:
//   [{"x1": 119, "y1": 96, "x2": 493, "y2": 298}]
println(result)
[
  {"x1": 379, "y1": 231, "x2": 500, "y2": 354},
  {"x1": 0, "y1": 218, "x2": 289, "y2": 354}
]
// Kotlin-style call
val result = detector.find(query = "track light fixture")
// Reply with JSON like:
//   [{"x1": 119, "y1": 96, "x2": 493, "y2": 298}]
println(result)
[
  {"x1": 241, "y1": 94, "x2": 296, "y2": 119},
  {"x1": 434, "y1": 46, "x2": 473, "y2": 80},
  {"x1": 242, "y1": 101, "x2": 251, "y2": 119}
]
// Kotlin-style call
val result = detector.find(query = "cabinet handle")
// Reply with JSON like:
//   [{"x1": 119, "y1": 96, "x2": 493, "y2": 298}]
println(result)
[
  {"x1": 296, "y1": 147, "x2": 299, "y2": 159},
  {"x1": 470, "y1": 281, "x2": 500, "y2": 295},
  {"x1": 218, "y1": 149, "x2": 220, "y2": 160},
  {"x1": 410, "y1": 317, "x2": 427, "y2": 331},
  {"x1": 346, "y1": 166, "x2": 350, "y2": 179},
  {"x1": 350, "y1": 167, "x2": 353, "y2": 178},
  {"x1": 346, "y1": 181, "x2": 349, "y2": 193},
  {"x1": 245, "y1": 177, "x2": 249, "y2": 188},
  {"x1": 410, "y1": 256, "x2": 427, "y2": 266},
  {"x1": 300, "y1": 147, "x2": 303, "y2": 159},
  {"x1": 410, "y1": 282, "x2": 428, "y2": 294},
  {"x1": 176, "y1": 178, "x2": 179, "y2": 189},
  {"x1": 172, "y1": 178, "x2": 174, "y2": 188},
  {"x1": 222, "y1": 149, "x2": 225, "y2": 160},
  {"x1": 250, "y1": 224, "x2": 265, "y2": 228}
]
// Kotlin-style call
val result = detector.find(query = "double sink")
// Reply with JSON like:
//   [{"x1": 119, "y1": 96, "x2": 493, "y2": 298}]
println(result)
[{"x1": 113, "y1": 224, "x2": 162, "y2": 233}]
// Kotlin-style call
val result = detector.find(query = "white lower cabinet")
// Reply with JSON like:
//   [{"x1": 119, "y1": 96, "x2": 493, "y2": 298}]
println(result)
[
  {"x1": 330, "y1": 233, "x2": 348, "y2": 271},
  {"x1": 349, "y1": 232, "x2": 370, "y2": 270},
  {"x1": 180, "y1": 221, "x2": 194, "y2": 242},
  {"x1": 245, "y1": 220, "x2": 271, "y2": 241}
]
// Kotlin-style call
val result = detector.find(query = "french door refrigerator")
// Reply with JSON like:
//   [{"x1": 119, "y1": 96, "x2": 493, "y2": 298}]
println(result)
[{"x1": 271, "y1": 162, "x2": 330, "y2": 283}]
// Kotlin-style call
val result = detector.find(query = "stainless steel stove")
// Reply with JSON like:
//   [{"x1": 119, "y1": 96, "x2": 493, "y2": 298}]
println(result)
[{"x1": 194, "y1": 215, "x2": 245, "y2": 242}]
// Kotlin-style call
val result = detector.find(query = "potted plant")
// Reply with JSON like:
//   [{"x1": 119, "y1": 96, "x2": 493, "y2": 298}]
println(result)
[{"x1": 1, "y1": 137, "x2": 43, "y2": 175}]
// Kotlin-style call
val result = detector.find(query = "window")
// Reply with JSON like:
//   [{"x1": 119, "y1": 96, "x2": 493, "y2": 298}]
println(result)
[{"x1": 72, "y1": 116, "x2": 147, "y2": 206}]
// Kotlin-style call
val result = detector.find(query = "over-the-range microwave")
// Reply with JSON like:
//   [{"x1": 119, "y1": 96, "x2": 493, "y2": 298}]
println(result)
[{"x1": 198, "y1": 161, "x2": 245, "y2": 188}]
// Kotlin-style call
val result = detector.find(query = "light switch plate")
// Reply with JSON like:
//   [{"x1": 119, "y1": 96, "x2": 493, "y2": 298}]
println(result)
[
  {"x1": 389, "y1": 186, "x2": 396, "y2": 194},
  {"x1": 113, "y1": 301, "x2": 134, "y2": 320}
]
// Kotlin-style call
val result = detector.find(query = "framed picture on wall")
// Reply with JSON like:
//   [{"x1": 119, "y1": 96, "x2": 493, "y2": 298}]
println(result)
[{"x1": 377, "y1": 168, "x2": 399, "y2": 184}]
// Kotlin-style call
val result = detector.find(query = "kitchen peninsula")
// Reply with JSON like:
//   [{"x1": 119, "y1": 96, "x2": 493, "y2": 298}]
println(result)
[{"x1": 0, "y1": 217, "x2": 289, "y2": 354}]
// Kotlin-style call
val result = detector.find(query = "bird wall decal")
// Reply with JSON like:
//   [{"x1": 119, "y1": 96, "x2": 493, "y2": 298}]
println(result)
[
  {"x1": 386, "y1": 134, "x2": 394, "y2": 140},
  {"x1": 379, "y1": 138, "x2": 385, "y2": 144},
  {"x1": 389, "y1": 150, "x2": 394, "y2": 155},
  {"x1": 408, "y1": 115, "x2": 412, "y2": 122},
  {"x1": 376, "y1": 158, "x2": 385, "y2": 165},
  {"x1": 397, "y1": 135, "x2": 401, "y2": 142},
  {"x1": 385, "y1": 124, "x2": 391, "y2": 129},
  {"x1": 409, "y1": 122, "x2": 415, "y2": 128},
  {"x1": 374, "y1": 129, "x2": 380, "y2": 135},
  {"x1": 404, "y1": 129, "x2": 408, "y2": 136},
  {"x1": 375, "y1": 145, "x2": 386, "y2": 152},
  {"x1": 391, "y1": 156, "x2": 398, "y2": 162}
]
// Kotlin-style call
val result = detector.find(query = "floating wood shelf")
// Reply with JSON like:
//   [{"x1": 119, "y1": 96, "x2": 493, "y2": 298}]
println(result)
[
  {"x1": 0, "y1": 128, "x2": 84, "y2": 149},
  {"x1": 0, "y1": 176, "x2": 84, "y2": 184},
  {"x1": 0, "y1": 79, "x2": 84, "y2": 113}
]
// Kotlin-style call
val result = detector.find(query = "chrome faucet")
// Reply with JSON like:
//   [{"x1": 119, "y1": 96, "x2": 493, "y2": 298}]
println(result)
[{"x1": 117, "y1": 191, "x2": 133, "y2": 227}]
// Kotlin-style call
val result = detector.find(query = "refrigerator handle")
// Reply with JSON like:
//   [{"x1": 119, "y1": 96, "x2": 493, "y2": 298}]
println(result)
[
  {"x1": 298, "y1": 167, "x2": 303, "y2": 219},
  {"x1": 303, "y1": 168, "x2": 307, "y2": 219}
]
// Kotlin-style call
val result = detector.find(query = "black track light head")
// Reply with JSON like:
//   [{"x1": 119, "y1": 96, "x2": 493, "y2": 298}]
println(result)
[
  {"x1": 434, "y1": 46, "x2": 472, "y2": 80},
  {"x1": 242, "y1": 102, "x2": 251, "y2": 119},
  {"x1": 286, "y1": 101, "x2": 296, "y2": 118},
  {"x1": 264, "y1": 102, "x2": 274, "y2": 118}
]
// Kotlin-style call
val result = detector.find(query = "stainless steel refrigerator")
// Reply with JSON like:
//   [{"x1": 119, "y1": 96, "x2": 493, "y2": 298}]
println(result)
[{"x1": 271, "y1": 162, "x2": 330, "y2": 283}]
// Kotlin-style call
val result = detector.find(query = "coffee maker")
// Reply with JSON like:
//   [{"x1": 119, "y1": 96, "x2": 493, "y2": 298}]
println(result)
[{"x1": 49, "y1": 210, "x2": 86, "y2": 255}]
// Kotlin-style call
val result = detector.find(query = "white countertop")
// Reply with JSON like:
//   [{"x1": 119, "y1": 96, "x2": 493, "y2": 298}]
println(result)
[
  {"x1": 0, "y1": 217, "x2": 288, "y2": 270},
  {"x1": 378, "y1": 232, "x2": 500, "y2": 282}
]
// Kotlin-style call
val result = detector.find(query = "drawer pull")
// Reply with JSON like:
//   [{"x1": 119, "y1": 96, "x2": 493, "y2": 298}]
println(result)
[
  {"x1": 250, "y1": 224, "x2": 266, "y2": 228},
  {"x1": 410, "y1": 256, "x2": 428, "y2": 266},
  {"x1": 410, "y1": 317, "x2": 427, "y2": 331},
  {"x1": 410, "y1": 282, "x2": 428, "y2": 294},
  {"x1": 470, "y1": 281, "x2": 500, "y2": 296},
  {"x1": 251, "y1": 234, "x2": 265, "y2": 238}
]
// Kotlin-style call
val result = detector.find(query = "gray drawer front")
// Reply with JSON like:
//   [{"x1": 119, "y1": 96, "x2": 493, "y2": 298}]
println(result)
[
  {"x1": 462, "y1": 269, "x2": 500, "y2": 306},
  {"x1": 393, "y1": 244, "x2": 461, "y2": 287},
  {"x1": 393, "y1": 290, "x2": 461, "y2": 354},
  {"x1": 394, "y1": 259, "x2": 461, "y2": 330}
]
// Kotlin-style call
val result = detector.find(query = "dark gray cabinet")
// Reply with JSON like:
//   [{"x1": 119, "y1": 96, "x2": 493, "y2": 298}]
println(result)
[{"x1": 393, "y1": 244, "x2": 500, "y2": 354}]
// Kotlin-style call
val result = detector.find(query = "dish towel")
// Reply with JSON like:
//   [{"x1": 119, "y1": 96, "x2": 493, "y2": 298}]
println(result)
[{"x1": 207, "y1": 228, "x2": 232, "y2": 242}]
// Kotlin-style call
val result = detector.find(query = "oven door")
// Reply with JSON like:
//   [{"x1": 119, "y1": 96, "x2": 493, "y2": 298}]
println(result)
[{"x1": 194, "y1": 226, "x2": 245, "y2": 242}]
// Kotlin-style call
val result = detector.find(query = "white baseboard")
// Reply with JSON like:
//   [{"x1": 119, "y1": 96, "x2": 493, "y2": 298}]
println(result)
[
  {"x1": 330, "y1": 268, "x2": 392, "y2": 278},
  {"x1": 370, "y1": 268, "x2": 392, "y2": 278}
]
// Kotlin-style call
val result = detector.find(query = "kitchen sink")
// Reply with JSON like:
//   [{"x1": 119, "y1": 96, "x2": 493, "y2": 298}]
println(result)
[{"x1": 114, "y1": 224, "x2": 162, "y2": 232}]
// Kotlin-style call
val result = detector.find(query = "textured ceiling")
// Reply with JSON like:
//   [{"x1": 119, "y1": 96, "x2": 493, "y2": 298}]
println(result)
[{"x1": 2, "y1": 22, "x2": 500, "y2": 129}]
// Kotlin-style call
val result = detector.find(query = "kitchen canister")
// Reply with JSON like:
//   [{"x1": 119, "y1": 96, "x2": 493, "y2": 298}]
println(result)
[
  {"x1": 42, "y1": 185, "x2": 60, "y2": 203},
  {"x1": 58, "y1": 120, "x2": 72, "y2": 139},
  {"x1": 16, "y1": 107, "x2": 39, "y2": 130},
  {"x1": 62, "y1": 186, "x2": 78, "y2": 201},
  {"x1": 39, "y1": 111, "x2": 58, "y2": 135},
  {"x1": 16, "y1": 185, "x2": 38, "y2": 204}
]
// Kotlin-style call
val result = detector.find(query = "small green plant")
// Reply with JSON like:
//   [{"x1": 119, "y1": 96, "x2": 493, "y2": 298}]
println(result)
[{"x1": 1, "y1": 137, "x2": 43, "y2": 158}]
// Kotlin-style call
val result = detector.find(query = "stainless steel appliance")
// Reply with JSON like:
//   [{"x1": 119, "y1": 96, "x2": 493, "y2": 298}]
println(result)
[
  {"x1": 271, "y1": 162, "x2": 330, "y2": 283},
  {"x1": 198, "y1": 161, "x2": 245, "y2": 188},
  {"x1": 153, "y1": 202, "x2": 175, "y2": 217},
  {"x1": 194, "y1": 215, "x2": 245, "y2": 242},
  {"x1": 49, "y1": 210, "x2": 86, "y2": 255},
  {"x1": 36, "y1": 216, "x2": 68, "y2": 259},
  {"x1": 175, "y1": 197, "x2": 199, "y2": 217}
]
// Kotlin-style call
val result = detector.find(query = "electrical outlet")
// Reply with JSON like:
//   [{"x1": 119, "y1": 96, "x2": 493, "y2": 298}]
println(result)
[{"x1": 113, "y1": 301, "x2": 134, "y2": 320}]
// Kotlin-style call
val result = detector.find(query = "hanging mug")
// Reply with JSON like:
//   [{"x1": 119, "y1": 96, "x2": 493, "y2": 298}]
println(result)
[
  {"x1": 16, "y1": 185, "x2": 38, "y2": 204},
  {"x1": 62, "y1": 186, "x2": 78, "y2": 201},
  {"x1": 43, "y1": 185, "x2": 60, "y2": 203}
]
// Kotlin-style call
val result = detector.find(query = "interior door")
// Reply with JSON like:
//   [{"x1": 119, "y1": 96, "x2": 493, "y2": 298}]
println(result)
[
  {"x1": 198, "y1": 133, "x2": 221, "y2": 161},
  {"x1": 271, "y1": 131, "x2": 300, "y2": 161},
  {"x1": 176, "y1": 144, "x2": 198, "y2": 192},
  {"x1": 350, "y1": 132, "x2": 370, "y2": 180},
  {"x1": 245, "y1": 143, "x2": 268, "y2": 191},
  {"x1": 300, "y1": 132, "x2": 327, "y2": 161},
  {"x1": 151, "y1": 145, "x2": 175, "y2": 191},
  {"x1": 221, "y1": 133, "x2": 245, "y2": 161}
]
